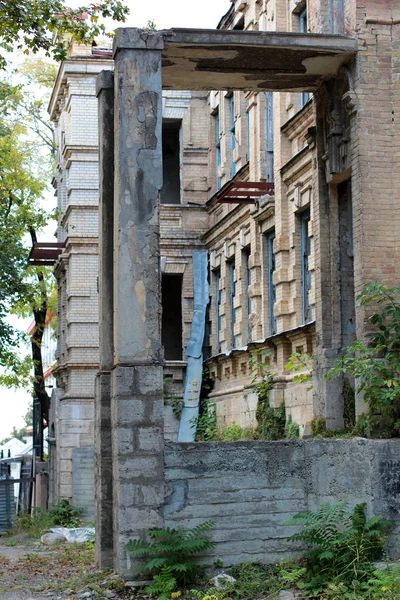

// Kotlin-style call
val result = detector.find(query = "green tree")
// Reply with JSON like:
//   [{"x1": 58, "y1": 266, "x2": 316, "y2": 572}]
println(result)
[
  {"x1": 0, "y1": 0, "x2": 129, "y2": 69},
  {"x1": 0, "y1": 80, "x2": 53, "y2": 416}
]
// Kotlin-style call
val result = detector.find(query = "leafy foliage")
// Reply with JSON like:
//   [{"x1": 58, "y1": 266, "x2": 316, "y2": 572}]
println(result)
[
  {"x1": 326, "y1": 282, "x2": 400, "y2": 437},
  {"x1": 48, "y1": 499, "x2": 84, "y2": 528},
  {"x1": 127, "y1": 521, "x2": 215, "y2": 589},
  {"x1": 192, "y1": 399, "x2": 217, "y2": 441},
  {"x1": 0, "y1": 0, "x2": 129, "y2": 69},
  {"x1": 286, "y1": 501, "x2": 393, "y2": 595},
  {"x1": 285, "y1": 352, "x2": 313, "y2": 389}
]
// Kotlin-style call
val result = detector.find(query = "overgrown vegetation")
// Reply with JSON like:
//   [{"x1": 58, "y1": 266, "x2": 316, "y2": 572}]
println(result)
[
  {"x1": 285, "y1": 501, "x2": 393, "y2": 596},
  {"x1": 129, "y1": 503, "x2": 398, "y2": 600},
  {"x1": 10, "y1": 499, "x2": 84, "y2": 539},
  {"x1": 326, "y1": 282, "x2": 400, "y2": 438},
  {"x1": 127, "y1": 521, "x2": 215, "y2": 598}
]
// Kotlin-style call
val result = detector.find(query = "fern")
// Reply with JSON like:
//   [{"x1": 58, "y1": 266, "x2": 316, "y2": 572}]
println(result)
[
  {"x1": 286, "y1": 501, "x2": 393, "y2": 594},
  {"x1": 127, "y1": 520, "x2": 215, "y2": 586}
]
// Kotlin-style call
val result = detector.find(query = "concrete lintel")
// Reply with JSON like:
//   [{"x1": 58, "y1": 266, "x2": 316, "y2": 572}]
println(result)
[{"x1": 114, "y1": 27, "x2": 357, "y2": 92}]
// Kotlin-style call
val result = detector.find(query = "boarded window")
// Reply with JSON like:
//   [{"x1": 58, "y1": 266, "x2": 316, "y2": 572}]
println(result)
[
  {"x1": 162, "y1": 274, "x2": 182, "y2": 360},
  {"x1": 161, "y1": 120, "x2": 181, "y2": 205}
]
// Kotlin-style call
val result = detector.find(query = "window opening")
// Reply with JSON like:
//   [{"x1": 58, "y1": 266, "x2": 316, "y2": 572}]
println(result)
[
  {"x1": 215, "y1": 110, "x2": 221, "y2": 191},
  {"x1": 298, "y1": 5, "x2": 310, "y2": 108},
  {"x1": 338, "y1": 180, "x2": 355, "y2": 347},
  {"x1": 245, "y1": 99, "x2": 250, "y2": 163},
  {"x1": 162, "y1": 274, "x2": 183, "y2": 359},
  {"x1": 300, "y1": 210, "x2": 312, "y2": 324},
  {"x1": 265, "y1": 92, "x2": 274, "y2": 182},
  {"x1": 228, "y1": 260, "x2": 236, "y2": 348},
  {"x1": 229, "y1": 95, "x2": 236, "y2": 179},
  {"x1": 244, "y1": 249, "x2": 252, "y2": 343},
  {"x1": 267, "y1": 231, "x2": 277, "y2": 335},
  {"x1": 215, "y1": 268, "x2": 222, "y2": 353},
  {"x1": 161, "y1": 120, "x2": 181, "y2": 204}
]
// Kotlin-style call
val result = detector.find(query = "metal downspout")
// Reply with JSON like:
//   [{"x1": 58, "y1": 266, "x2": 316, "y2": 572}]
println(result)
[{"x1": 177, "y1": 250, "x2": 209, "y2": 442}]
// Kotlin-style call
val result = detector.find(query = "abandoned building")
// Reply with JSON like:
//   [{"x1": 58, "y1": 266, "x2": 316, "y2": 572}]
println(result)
[{"x1": 42, "y1": 0, "x2": 400, "y2": 576}]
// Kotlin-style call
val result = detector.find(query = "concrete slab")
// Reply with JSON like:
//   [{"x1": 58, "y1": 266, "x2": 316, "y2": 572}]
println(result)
[{"x1": 114, "y1": 28, "x2": 357, "y2": 91}]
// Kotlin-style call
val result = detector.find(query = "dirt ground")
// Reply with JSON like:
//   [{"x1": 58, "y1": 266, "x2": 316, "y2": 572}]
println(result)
[{"x1": 0, "y1": 536, "x2": 134, "y2": 600}]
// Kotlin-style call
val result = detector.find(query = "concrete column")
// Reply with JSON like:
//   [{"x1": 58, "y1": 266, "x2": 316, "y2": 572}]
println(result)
[
  {"x1": 112, "y1": 29, "x2": 165, "y2": 577},
  {"x1": 95, "y1": 70, "x2": 115, "y2": 568},
  {"x1": 312, "y1": 89, "x2": 344, "y2": 430}
]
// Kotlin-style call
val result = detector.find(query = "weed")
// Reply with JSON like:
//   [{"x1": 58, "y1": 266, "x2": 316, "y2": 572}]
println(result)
[
  {"x1": 48, "y1": 498, "x2": 83, "y2": 527},
  {"x1": 127, "y1": 521, "x2": 215, "y2": 591},
  {"x1": 286, "y1": 501, "x2": 393, "y2": 595}
]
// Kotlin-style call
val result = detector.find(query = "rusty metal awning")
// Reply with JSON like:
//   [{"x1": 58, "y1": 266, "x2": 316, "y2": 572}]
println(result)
[
  {"x1": 216, "y1": 181, "x2": 274, "y2": 204},
  {"x1": 28, "y1": 242, "x2": 65, "y2": 266}
]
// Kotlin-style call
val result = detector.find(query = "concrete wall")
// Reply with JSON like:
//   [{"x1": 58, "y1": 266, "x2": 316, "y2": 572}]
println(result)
[{"x1": 164, "y1": 439, "x2": 400, "y2": 566}]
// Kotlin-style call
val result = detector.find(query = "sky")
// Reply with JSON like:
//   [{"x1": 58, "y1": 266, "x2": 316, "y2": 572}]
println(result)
[{"x1": 0, "y1": 0, "x2": 231, "y2": 442}]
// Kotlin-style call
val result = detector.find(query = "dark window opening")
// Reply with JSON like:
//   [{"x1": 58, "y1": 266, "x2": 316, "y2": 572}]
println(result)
[
  {"x1": 161, "y1": 120, "x2": 181, "y2": 205},
  {"x1": 162, "y1": 274, "x2": 182, "y2": 360},
  {"x1": 300, "y1": 209, "x2": 312, "y2": 324},
  {"x1": 266, "y1": 231, "x2": 277, "y2": 335},
  {"x1": 338, "y1": 180, "x2": 355, "y2": 347}
]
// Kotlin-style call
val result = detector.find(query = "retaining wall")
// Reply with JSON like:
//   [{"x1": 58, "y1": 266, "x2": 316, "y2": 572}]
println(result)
[{"x1": 164, "y1": 439, "x2": 400, "y2": 566}]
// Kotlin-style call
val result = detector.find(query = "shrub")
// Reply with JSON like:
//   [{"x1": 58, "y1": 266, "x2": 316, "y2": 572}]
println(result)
[
  {"x1": 48, "y1": 499, "x2": 84, "y2": 527},
  {"x1": 326, "y1": 282, "x2": 400, "y2": 437}
]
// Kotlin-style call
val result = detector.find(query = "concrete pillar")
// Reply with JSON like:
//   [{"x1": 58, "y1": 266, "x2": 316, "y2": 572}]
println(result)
[
  {"x1": 95, "y1": 70, "x2": 115, "y2": 568},
  {"x1": 311, "y1": 90, "x2": 344, "y2": 430},
  {"x1": 112, "y1": 29, "x2": 165, "y2": 576}
]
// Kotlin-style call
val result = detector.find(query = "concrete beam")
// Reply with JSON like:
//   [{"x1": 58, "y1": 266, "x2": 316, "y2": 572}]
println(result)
[{"x1": 114, "y1": 28, "x2": 357, "y2": 92}]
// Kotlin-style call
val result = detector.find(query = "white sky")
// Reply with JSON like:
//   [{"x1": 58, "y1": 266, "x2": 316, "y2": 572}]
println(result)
[
  {"x1": 96, "y1": 0, "x2": 231, "y2": 30},
  {"x1": 0, "y1": 0, "x2": 231, "y2": 441}
]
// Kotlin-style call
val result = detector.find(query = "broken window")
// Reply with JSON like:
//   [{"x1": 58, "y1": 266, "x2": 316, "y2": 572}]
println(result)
[
  {"x1": 266, "y1": 230, "x2": 277, "y2": 335},
  {"x1": 161, "y1": 120, "x2": 181, "y2": 205},
  {"x1": 162, "y1": 274, "x2": 182, "y2": 360},
  {"x1": 299, "y1": 209, "x2": 312, "y2": 324}
]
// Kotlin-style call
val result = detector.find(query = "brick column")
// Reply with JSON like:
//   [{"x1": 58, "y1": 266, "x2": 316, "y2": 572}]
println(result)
[
  {"x1": 112, "y1": 29, "x2": 165, "y2": 576},
  {"x1": 95, "y1": 70, "x2": 115, "y2": 568}
]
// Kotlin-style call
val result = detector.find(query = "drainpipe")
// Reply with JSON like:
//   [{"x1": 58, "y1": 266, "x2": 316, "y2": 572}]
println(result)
[{"x1": 178, "y1": 250, "x2": 209, "y2": 442}]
